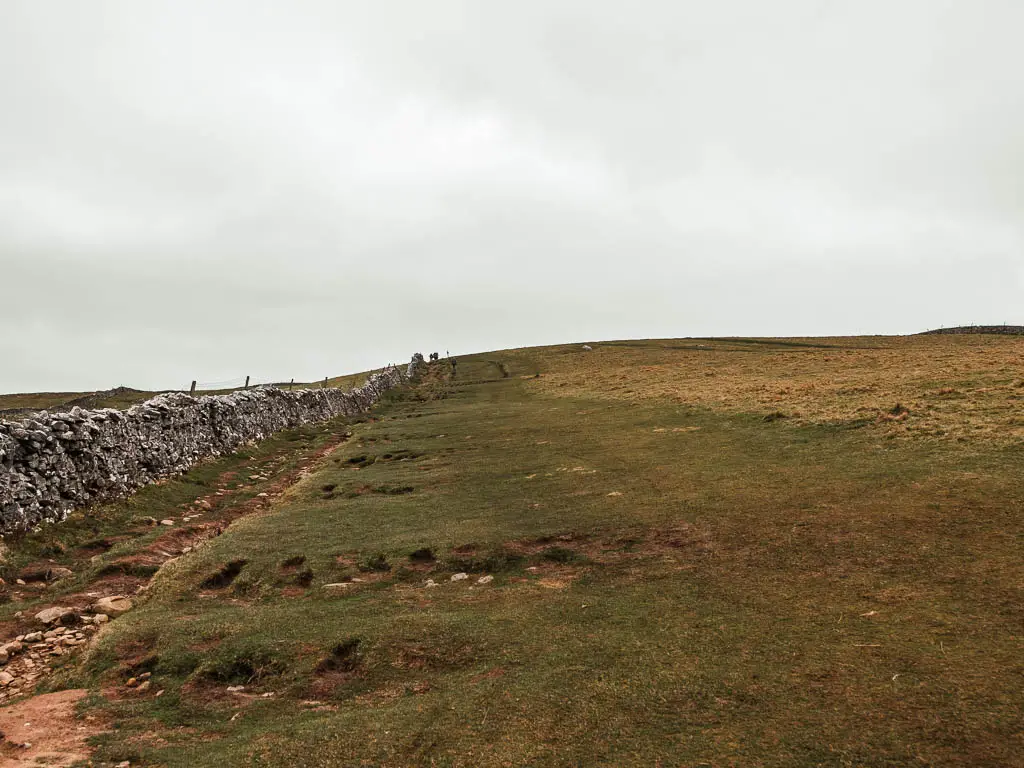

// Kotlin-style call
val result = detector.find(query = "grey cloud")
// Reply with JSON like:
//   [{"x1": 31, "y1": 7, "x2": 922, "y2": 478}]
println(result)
[{"x1": 1, "y1": 1, "x2": 1021, "y2": 393}]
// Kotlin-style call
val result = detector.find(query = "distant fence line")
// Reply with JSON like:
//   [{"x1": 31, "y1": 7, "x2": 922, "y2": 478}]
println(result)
[
  {"x1": 0, "y1": 357, "x2": 424, "y2": 535},
  {"x1": 190, "y1": 366, "x2": 402, "y2": 395}
]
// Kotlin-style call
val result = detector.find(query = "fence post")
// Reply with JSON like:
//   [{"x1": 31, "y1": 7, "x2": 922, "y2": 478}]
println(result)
[
  {"x1": 322, "y1": 377, "x2": 327, "y2": 389},
  {"x1": 289, "y1": 378, "x2": 294, "y2": 391},
  {"x1": 190, "y1": 380, "x2": 196, "y2": 396},
  {"x1": 244, "y1": 375, "x2": 250, "y2": 390}
]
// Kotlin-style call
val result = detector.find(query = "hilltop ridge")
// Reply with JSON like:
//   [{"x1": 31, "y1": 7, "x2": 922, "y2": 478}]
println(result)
[{"x1": 921, "y1": 324, "x2": 1024, "y2": 335}]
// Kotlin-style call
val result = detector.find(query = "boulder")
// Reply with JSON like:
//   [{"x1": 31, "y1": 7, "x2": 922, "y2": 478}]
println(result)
[
  {"x1": 46, "y1": 566, "x2": 74, "y2": 582},
  {"x1": 35, "y1": 607, "x2": 75, "y2": 626},
  {"x1": 90, "y1": 596, "x2": 132, "y2": 617}
]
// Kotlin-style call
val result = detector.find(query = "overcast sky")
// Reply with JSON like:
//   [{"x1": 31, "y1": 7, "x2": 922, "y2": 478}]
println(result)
[{"x1": 1, "y1": 1, "x2": 1021, "y2": 393}]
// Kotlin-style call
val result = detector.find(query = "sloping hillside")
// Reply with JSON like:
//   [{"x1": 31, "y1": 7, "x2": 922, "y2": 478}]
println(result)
[{"x1": 1, "y1": 336, "x2": 1022, "y2": 767}]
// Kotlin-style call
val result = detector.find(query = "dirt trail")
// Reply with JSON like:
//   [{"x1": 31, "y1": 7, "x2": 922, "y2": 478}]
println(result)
[{"x1": 0, "y1": 689, "x2": 99, "y2": 767}]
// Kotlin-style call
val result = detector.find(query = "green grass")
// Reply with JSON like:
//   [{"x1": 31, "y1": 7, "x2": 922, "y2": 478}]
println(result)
[
  {"x1": 0, "y1": 420, "x2": 354, "y2": 625},
  {"x1": 0, "y1": 388, "x2": 158, "y2": 415},
  {"x1": 6, "y1": 343, "x2": 1022, "y2": 766}
]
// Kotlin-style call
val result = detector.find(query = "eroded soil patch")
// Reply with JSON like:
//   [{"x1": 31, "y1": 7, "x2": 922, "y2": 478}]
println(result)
[{"x1": 0, "y1": 689, "x2": 100, "y2": 768}]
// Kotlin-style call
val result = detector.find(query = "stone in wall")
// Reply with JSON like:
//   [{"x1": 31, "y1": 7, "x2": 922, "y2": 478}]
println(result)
[{"x1": 407, "y1": 353, "x2": 426, "y2": 379}]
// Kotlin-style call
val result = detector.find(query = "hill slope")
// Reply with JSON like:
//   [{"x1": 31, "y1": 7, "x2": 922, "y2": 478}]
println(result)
[{"x1": 1, "y1": 336, "x2": 1022, "y2": 767}]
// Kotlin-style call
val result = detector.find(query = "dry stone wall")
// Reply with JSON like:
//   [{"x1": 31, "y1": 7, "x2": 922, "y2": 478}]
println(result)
[{"x1": 0, "y1": 358, "x2": 422, "y2": 534}]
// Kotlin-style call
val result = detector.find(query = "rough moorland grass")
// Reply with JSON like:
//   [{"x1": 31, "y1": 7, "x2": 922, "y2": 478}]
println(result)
[
  {"x1": 67, "y1": 345, "x2": 1023, "y2": 767},
  {"x1": 0, "y1": 388, "x2": 159, "y2": 415},
  {"x1": 520, "y1": 335, "x2": 1024, "y2": 445}
]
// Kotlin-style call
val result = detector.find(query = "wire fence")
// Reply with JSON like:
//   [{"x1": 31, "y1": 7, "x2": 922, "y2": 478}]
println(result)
[
  {"x1": 189, "y1": 363, "x2": 405, "y2": 395},
  {"x1": 192, "y1": 373, "x2": 321, "y2": 393}
]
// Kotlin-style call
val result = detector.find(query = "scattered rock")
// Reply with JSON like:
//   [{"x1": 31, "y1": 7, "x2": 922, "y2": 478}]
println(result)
[
  {"x1": 135, "y1": 680, "x2": 151, "y2": 693},
  {"x1": 450, "y1": 573, "x2": 469, "y2": 582},
  {"x1": 2, "y1": 641, "x2": 23, "y2": 656},
  {"x1": 23, "y1": 633, "x2": 42, "y2": 643},
  {"x1": 160, "y1": 519, "x2": 175, "y2": 526},
  {"x1": 34, "y1": 607, "x2": 75, "y2": 626},
  {"x1": 322, "y1": 583, "x2": 350, "y2": 591},
  {"x1": 45, "y1": 566, "x2": 74, "y2": 582},
  {"x1": 424, "y1": 579, "x2": 438, "y2": 588},
  {"x1": 90, "y1": 596, "x2": 132, "y2": 617},
  {"x1": 92, "y1": 614, "x2": 109, "y2": 624},
  {"x1": 476, "y1": 575, "x2": 494, "y2": 585},
  {"x1": 0, "y1": 672, "x2": 13, "y2": 686}
]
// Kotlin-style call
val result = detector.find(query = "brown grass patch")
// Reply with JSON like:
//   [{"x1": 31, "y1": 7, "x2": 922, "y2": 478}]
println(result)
[{"x1": 528, "y1": 335, "x2": 1024, "y2": 444}]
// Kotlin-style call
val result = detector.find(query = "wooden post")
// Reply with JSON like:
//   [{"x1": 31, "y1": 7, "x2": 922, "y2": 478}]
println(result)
[
  {"x1": 322, "y1": 377, "x2": 327, "y2": 389},
  {"x1": 190, "y1": 380, "x2": 196, "y2": 396},
  {"x1": 289, "y1": 378, "x2": 294, "y2": 391},
  {"x1": 244, "y1": 375, "x2": 250, "y2": 390}
]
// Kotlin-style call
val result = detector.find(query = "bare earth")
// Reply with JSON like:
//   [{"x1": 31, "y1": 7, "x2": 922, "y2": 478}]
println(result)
[{"x1": 0, "y1": 689, "x2": 100, "y2": 767}]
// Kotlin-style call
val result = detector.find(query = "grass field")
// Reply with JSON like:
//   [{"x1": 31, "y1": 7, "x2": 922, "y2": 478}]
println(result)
[
  {"x1": 2, "y1": 336, "x2": 1022, "y2": 767},
  {"x1": 0, "y1": 389, "x2": 157, "y2": 415}
]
